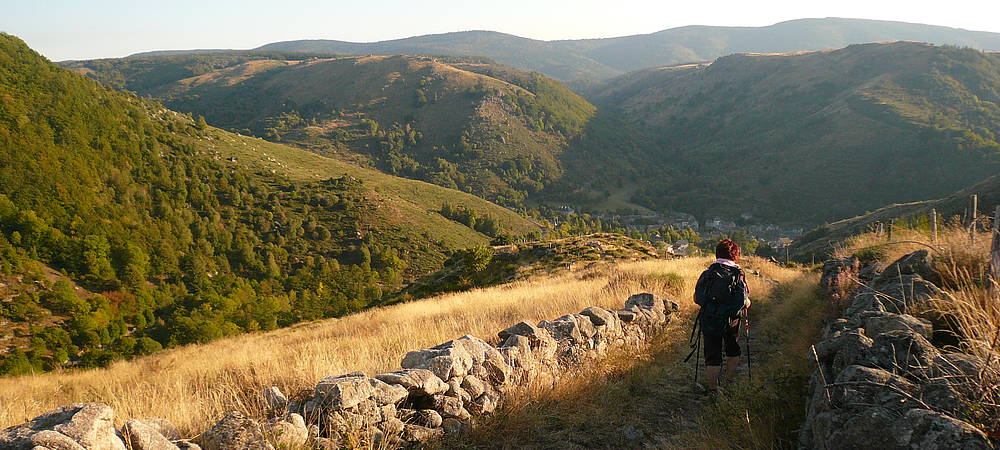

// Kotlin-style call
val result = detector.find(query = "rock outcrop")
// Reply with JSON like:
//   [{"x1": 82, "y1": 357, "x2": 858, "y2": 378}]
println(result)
[
  {"x1": 1, "y1": 292, "x2": 678, "y2": 449},
  {"x1": 802, "y1": 251, "x2": 994, "y2": 449}
]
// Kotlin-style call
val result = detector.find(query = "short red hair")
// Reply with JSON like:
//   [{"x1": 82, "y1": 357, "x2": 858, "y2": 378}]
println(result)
[{"x1": 715, "y1": 239, "x2": 741, "y2": 262}]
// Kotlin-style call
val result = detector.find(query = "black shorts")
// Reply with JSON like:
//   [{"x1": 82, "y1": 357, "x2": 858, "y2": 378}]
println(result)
[{"x1": 703, "y1": 323, "x2": 741, "y2": 366}]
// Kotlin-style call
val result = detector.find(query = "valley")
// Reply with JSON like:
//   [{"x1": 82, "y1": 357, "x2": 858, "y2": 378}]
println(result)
[{"x1": 2, "y1": 8, "x2": 1000, "y2": 448}]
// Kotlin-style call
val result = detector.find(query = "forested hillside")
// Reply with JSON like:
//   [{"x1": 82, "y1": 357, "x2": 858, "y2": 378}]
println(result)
[
  {"x1": 0, "y1": 34, "x2": 537, "y2": 374},
  {"x1": 584, "y1": 42, "x2": 1000, "y2": 223},
  {"x1": 65, "y1": 54, "x2": 596, "y2": 207},
  {"x1": 253, "y1": 18, "x2": 1000, "y2": 80}
]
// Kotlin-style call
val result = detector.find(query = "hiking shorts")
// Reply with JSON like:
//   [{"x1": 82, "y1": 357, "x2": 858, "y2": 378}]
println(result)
[{"x1": 703, "y1": 323, "x2": 740, "y2": 366}]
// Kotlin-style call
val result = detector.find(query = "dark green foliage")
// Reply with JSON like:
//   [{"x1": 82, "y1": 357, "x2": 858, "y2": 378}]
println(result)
[{"x1": 588, "y1": 42, "x2": 1000, "y2": 224}]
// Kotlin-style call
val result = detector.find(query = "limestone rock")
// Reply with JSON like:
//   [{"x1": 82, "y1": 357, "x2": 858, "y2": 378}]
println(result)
[
  {"x1": 199, "y1": 411, "x2": 272, "y2": 450},
  {"x1": 899, "y1": 409, "x2": 992, "y2": 449},
  {"x1": 877, "y1": 250, "x2": 939, "y2": 285},
  {"x1": 867, "y1": 329, "x2": 941, "y2": 375},
  {"x1": 401, "y1": 335, "x2": 502, "y2": 381},
  {"x1": 862, "y1": 311, "x2": 932, "y2": 339},
  {"x1": 0, "y1": 402, "x2": 126, "y2": 450},
  {"x1": 173, "y1": 440, "x2": 201, "y2": 450},
  {"x1": 135, "y1": 418, "x2": 180, "y2": 441},
  {"x1": 368, "y1": 377, "x2": 408, "y2": 405},
  {"x1": 441, "y1": 418, "x2": 470, "y2": 435},
  {"x1": 121, "y1": 419, "x2": 178, "y2": 450},
  {"x1": 262, "y1": 413, "x2": 307, "y2": 448},
  {"x1": 433, "y1": 395, "x2": 470, "y2": 420},
  {"x1": 375, "y1": 369, "x2": 448, "y2": 397},
  {"x1": 402, "y1": 424, "x2": 444, "y2": 442},
  {"x1": 315, "y1": 372, "x2": 374, "y2": 409},
  {"x1": 262, "y1": 386, "x2": 287, "y2": 414}
]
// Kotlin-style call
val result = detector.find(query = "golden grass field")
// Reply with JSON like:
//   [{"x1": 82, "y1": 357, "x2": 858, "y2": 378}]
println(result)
[{"x1": 0, "y1": 256, "x2": 802, "y2": 438}]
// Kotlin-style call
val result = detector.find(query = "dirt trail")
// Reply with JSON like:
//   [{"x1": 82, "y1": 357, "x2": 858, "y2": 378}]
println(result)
[{"x1": 460, "y1": 269, "x2": 820, "y2": 449}]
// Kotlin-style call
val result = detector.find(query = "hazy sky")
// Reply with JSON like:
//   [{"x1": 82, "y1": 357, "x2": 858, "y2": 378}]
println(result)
[{"x1": 6, "y1": 0, "x2": 1000, "y2": 61}]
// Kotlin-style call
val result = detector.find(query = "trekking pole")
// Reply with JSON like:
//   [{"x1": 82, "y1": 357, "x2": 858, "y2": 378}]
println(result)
[
  {"x1": 684, "y1": 310, "x2": 703, "y2": 390},
  {"x1": 744, "y1": 305, "x2": 752, "y2": 380}
]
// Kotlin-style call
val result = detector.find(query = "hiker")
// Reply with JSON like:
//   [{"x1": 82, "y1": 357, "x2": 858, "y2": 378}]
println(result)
[{"x1": 693, "y1": 239, "x2": 750, "y2": 392}]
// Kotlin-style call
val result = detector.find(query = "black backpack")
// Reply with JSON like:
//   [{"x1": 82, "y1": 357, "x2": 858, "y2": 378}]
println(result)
[{"x1": 694, "y1": 263, "x2": 739, "y2": 310}]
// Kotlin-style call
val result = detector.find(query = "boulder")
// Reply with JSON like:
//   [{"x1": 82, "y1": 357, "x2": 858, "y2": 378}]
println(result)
[
  {"x1": 441, "y1": 418, "x2": 471, "y2": 435},
  {"x1": 399, "y1": 409, "x2": 443, "y2": 428},
  {"x1": 368, "y1": 377, "x2": 408, "y2": 405},
  {"x1": 134, "y1": 418, "x2": 181, "y2": 441},
  {"x1": 873, "y1": 275, "x2": 943, "y2": 315},
  {"x1": 877, "y1": 250, "x2": 939, "y2": 285},
  {"x1": 498, "y1": 321, "x2": 542, "y2": 341},
  {"x1": 467, "y1": 394, "x2": 497, "y2": 415},
  {"x1": 867, "y1": 329, "x2": 941, "y2": 375},
  {"x1": 579, "y1": 306, "x2": 616, "y2": 327},
  {"x1": 402, "y1": 424, "x2": 444, "y2": 442},
  {"x1": 375, "y1": 369, "x2": 448, "y2": 397},
  {"x1": 315, "y1": 372, "x2": 374, "y2": 409},
  {"x1": 445, "y1": 378, "x2": 472, "y2": 403},
  {"x1": 899, "y1": 409, "x2": 992, "y2": 449},
  {"x1": 460, "y1": 376, "x2": 487, "y2": 398},
  {"x1": 121, "y1": 419, "x2": 178, "y2": 450},
  {"x1": 862, "y1": 311, "x2": 932, "y2": 339},
  {"x1": 262, "y1": 386, "x2": 287, "y2": 414},
  {"x1": 433, "y1": 395, "x2": 470, "y2": 420},
  {"x1": 828, "y1": 365, "x2": 917, "y2": 411},
  {"x1": 173, "y1": 440, "x2": 201, "y2": 450},
  {"x1": 625, "y1": 293, "x2": 667, "y2": 313},
  {"x1": 807, "y1": 407, "x2": 902, "y2": 449},
  {"x1": 199, "y1": 411, "x2": 272, "y2": 450},
  {"x1": 0, "y1": 403, "x2": 126, "y2": 450},
  {"x1": 616, "y1": 310, "x2": 637, "y2": 323},
  {"x1": 401, "y1": 335, "x2": 502, "y2": 381},
  {"x1": 262, "y1": 413, "x2": 307, "y2": 448}
]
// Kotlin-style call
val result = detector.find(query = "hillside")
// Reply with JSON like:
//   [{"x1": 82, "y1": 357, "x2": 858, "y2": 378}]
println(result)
[
  {"x1": 65, "y1": 53, "x2": 596, "y2": 207},
  {"x1": 582, "y1": 42, "x2": 1000, "y2": 224},
  {"x1": 252, "y1": 18, "x2": 1000, "y2": 81},
  {"x1": 789, "y1": 172, "x2": 1000, "y2": 258},
  {"x1": 0, "y1": 33, "x2": 538, "y2": 375}
]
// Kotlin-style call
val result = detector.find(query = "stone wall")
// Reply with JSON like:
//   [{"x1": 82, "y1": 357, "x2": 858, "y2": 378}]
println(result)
[
  {"x1": 801, "y1": 250, "x2": 994, "y2": 449},
  {"x1": 0, "y1": 293, "x2": 679, "y2": 449}
]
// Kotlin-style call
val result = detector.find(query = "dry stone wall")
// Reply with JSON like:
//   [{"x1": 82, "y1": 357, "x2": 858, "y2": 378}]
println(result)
[
  {"x1": 0, "y1": 293, "x2": 679, "y2": 449},
  {"x1": 802, "y1": 250, "x2": 995, "y2": 449}
]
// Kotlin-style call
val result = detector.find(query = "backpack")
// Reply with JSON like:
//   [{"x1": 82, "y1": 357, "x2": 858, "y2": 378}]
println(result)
[
  {"x1": 694, "y1": 264, "x2": 742, "y2": 337},
  {"x1": 694, "y1": 263, "x2": 739, "y2": 309}
]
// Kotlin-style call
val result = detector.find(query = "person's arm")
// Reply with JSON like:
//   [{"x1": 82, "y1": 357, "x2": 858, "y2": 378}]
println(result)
[{"x1": 693, "y1": 270, "x2": 708, "y2": 306}]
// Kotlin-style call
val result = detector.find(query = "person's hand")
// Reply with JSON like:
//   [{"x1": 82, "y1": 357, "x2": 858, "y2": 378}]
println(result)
[{"x1": 744, "y1": 298, "x2": 751, "y2": 309}]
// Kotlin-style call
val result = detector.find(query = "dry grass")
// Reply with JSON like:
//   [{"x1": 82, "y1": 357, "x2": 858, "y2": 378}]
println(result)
[{"x1": 0, "y1": 256, "x2": 737, "y2": 438}]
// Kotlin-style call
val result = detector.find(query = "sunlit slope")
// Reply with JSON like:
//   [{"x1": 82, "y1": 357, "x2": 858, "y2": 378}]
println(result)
[{"x1": 66, "y1": 53, "x2": 596, "y2": 207}]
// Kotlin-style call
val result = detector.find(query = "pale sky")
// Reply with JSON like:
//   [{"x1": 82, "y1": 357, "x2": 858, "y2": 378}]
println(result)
[{"x1": 5, "y1": 0, "x2": 1000, "y2": 61}]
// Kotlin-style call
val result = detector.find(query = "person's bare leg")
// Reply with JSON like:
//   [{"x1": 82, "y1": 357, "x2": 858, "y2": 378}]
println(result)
[
  {"x1": 705, "y1": 365, "x2": 721, "y2": 391},
  {"x1": 724, "y1": 356, "x2": 740, "y2": 382}
]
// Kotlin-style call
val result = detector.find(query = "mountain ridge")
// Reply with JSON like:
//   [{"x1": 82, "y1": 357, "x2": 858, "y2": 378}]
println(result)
[{"x1": 115, "y1": 18, "x2": 1000, "y2": 81}]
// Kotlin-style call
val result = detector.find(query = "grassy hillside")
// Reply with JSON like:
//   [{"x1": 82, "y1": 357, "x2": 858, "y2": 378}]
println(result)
[
  {"x1": 253, "y1": 18, "x2": 1000, "y2": 81},
  {"x1": 585, "y1": 42, "x2": 1000, "y2": 224},
  {"x1": 66, "y1": 54, "x2": 596, "y2": 208},
  {"x1": 0, "y1": 33, "x2": 537, "y2": 375}
]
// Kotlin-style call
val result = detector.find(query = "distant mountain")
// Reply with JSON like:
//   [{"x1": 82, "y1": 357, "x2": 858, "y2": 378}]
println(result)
[
  {"x1": 582, "y1": 42, "x2": 1000, "y2": 224},
  {"x1": 0, "y1": 33, "x2": 537, "y2": 374},
  {"x1": 64, "y1": 53, "x2": 596, "y2": 207},
  {"x1": 254, "y1": 18, "x2": 1000, "y2": 80}
]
